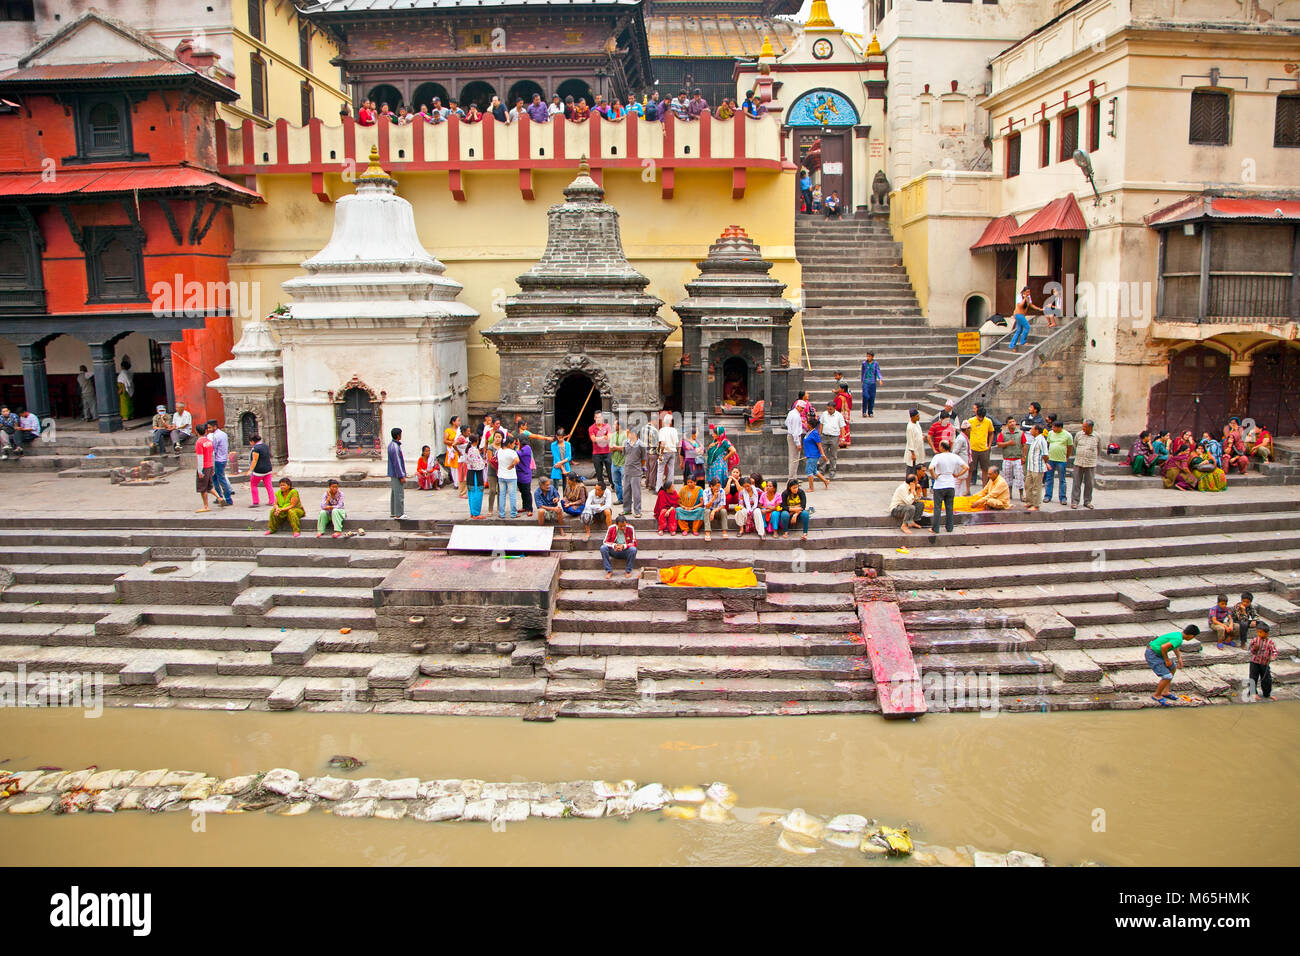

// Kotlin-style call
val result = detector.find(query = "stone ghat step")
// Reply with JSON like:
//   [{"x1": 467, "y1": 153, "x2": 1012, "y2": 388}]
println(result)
[
  {"x1": 0, "y1": 545, "x2": 152, "y2": 566},
  {"x1": 0, "y1": 527, "x2": 404, "y2": 553},
  {"x1": 889, "y1": 548, "x2": 1300, "y2": 591},
  {"x1": 247, "y1": 566, "x2": 390, "y2": 588},
  {"x1": 547, "y1": 631, "x2": 868, "y2": 657},
  {"x1": 897, "y1": 573, "x2": 1268, "y2": 613},
  {"x1": 553, "y1": 588, "x2": 853, "y2": 613},
  {"x1": 557, "y1": 550, "x2": 858, "y2": 573},
  {"x1": 550, "y1": 607, "x2": 860, "y2": 634},
  {"x1": 884, "y1": 526, "x2": 1300, "y2": 571},
  {"x1": 556, "y1": 568, "x2": 856, "y2": 593},
  {"x1": 0, "y1": 583, "x2": 119, "y2": 604},
  {"x1": 621, "y1": 677, "x2": 877, "y2": 702},
  {"x1": 5, "y1": 563, "x2": 139, "y2": 586},
  {"x1": 255, "y1": 547, "x2": 407, "y2": 569},
  {"x1": 547, "y1": 653, "x2": 873, "y2": 681},
  {"x1": 907, "y1": 627, "x2": 1040, "y2": 654}
]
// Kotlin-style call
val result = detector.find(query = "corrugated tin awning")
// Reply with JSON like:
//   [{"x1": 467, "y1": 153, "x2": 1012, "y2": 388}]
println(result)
[
  {"x1": 0, "y1": 165, "x2": 262, "y2": 204},
  {"x1": 1147, "y1": 195, "x2": 1300, "y2": 228},
  {"x1": 970, "y1": 214, "x2": 1019, "y2": 253},
  {"x1": 1009, "y1": 194, "x2": 1088, "y2": 244},
  {"x1": 0, "y1": 59, "x2": 237, "y2": 100},
  {"x1": 647, "y1": 15, "x2": 796, "y2": 58}
]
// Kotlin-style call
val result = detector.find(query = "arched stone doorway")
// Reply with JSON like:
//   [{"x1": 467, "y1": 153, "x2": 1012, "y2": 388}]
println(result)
[
  {"x1": 965, "y1": 294, "x2": 990, "y2": 328},
  {"x1": 555, "y1": 78, "x2": 593, "y2": 106},
  {"x1": 507, "y1": 79, "x2": 545, "y2": 109},
  {"x1": 787, "y1": 88, "x2": 859, "y2": 216},
  {"x1": 554, "y1": 372, "x2": 602, "y2": 461},
  {"x1": 1248, "y1": 342, "x2": 1300, "y2": 436},
  {"x1": 366, "y1": 84, "x2": 403, "y2": 110},
  {"x1": 459, "y1": 81, "x2": 496, "y2": 112},
  {"x1": 412, "y1": 82, "x2": 449, "y2": 110}
]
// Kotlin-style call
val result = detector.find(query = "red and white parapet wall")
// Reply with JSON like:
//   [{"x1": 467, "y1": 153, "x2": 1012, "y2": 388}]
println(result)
[{"x1": 217, "y1": 112, "x2": 793, "y2": 203}]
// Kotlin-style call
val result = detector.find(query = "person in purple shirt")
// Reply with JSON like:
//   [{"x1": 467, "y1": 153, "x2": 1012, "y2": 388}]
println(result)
[
  {"x1": 527, "y1": 94, "x2": 549, "y2": 123},
  {"x1": 207, "y1": 419, "x2": 234, "y2": 507},
  {"x1": 516, "y1": 440, "x2": 535, "y2": 515},
  {"x1": 387, "y1": 427, "x2": 407, "y2": 519},
  {"x1": 687, "y1": 89, "x2": 709, "y2": 118}
]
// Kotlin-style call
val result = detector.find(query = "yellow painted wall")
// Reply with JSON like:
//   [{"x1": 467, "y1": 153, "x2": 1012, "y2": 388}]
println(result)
[
  {"x1": 228, "y1": 165, "x2": 799, "y2": 406},
  {"x1": 225, "y1": 0, "x2": 348, "y2": 127}
]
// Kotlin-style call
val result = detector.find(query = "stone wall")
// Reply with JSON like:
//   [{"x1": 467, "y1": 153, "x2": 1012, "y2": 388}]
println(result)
[{"x1": 987, "y1": 322, "x2": 1085, "y2": 424}]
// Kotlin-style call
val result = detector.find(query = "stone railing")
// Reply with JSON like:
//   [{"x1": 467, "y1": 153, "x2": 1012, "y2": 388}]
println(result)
[{"x1": 217, "y1": 112, "x2": 791, "y2": 200}]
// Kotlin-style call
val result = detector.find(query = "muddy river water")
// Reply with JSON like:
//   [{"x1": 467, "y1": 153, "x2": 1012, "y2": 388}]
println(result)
[{"x1": 2, "y1": 704, "x2": 1297, "y2": 866}]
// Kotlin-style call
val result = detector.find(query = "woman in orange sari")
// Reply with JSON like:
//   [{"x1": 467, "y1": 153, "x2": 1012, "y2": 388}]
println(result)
[
  {"x1": 417, "y1": 445, "x2": 437, "y2": 490},
  {"x1": 833, "y1": 383, "x2": 853, "y2": 448},
  {"x1": 442, "y1": 416, "x2": 461, "y2": 491}
]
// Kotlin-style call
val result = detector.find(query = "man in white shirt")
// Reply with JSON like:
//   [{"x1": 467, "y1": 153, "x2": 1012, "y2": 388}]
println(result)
[
  {"x1": 784, "y1": 402, "x2": 804, "y2": 479},
  {"x1": 582, "y1": 481, "x2": 614, "y2": 539},
  {"x1": 169, "y1": 401, "x2": 193, "y2": 454},
  {"x1": 903, "y1": 407, "x2": 928, "y2": 498},
  {"x1": 15, "y1": 408, "x2": 41, "y2": 452},
  {"x1": 818, "y1": 401, "x2": 845, "y2": 478},
  {"x1": 496, "y1": 436, "x2": 520, "y2": 519},
  {"x1": 655, "y1": 412, "x2": 679, "y2": 491},
  {"x1": 928, "y1": 439, "x2": 969, "y2": 536}
]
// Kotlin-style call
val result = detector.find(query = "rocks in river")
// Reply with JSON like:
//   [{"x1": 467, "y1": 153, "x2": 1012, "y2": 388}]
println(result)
[
  {"x1": 261, "y1": 768, "x2": 300, "y2": 796},
  {"x1": 0, "y1": 762, "x2": 1054, "y2": 866}
]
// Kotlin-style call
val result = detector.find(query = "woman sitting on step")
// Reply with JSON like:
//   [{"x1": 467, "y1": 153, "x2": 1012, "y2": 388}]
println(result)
[
  {"x1": 1190, "y1": 441, "x2": 1228, "y2": 493},
  {"x1": 675, "y1": 476, "x2": 707, "y2": 536},
  {"x1": 316, "y1": 480, "x2": 347, "y2": 538},
  {"x1": 780, "y1": 478, "x2": 812, "y2": 540},
  {"x1": 759, "y1": 480, "x2": 786, "y2": 536},
  {"x1": 654, "y1": 481, "x2": 680, "y2": 536},
  {"x1": 265, "y1": 478, "x2": 305, "y2": 537}
]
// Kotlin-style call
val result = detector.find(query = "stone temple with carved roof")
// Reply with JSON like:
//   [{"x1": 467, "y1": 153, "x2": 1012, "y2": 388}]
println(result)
[{"x1": 483, "y1": 161, "x2": 673, "y2": 459}]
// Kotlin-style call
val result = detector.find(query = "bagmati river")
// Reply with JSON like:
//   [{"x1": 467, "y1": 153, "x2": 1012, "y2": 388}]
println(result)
[{"x1": 1, "y1": 704, "x2": 1297, "y2": 866}]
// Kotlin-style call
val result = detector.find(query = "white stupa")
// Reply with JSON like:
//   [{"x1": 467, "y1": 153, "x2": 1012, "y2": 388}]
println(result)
[{"x1": 275, "y1": 147, "x2": 478, "y2": 477}]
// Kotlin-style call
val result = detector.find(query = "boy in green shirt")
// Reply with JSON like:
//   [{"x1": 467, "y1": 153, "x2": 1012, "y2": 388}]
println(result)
[
  {"x1": 1146, "y1": 625, "x2": 1199, "y2": 706},
  {"x1": 1043, "y1": 421, "x2": 1074, "y2": 505},
  {"x1": 611, "y1": 423, "x2": 629, "y2": 506}
]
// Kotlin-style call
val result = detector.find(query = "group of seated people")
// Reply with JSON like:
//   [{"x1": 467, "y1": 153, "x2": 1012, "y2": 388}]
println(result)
[
  {"x1": 353, "y1": 88, "x2": 769, "y2": 128},
  {"x1": 263, "y1": 477, "x2": 351, "y2": 539},
  {"x1": 1127, "y1": 418, "x2": 1275, "y2": 492},
  {"x1": 0, "y1": 405, "x2": 43, "y2": 458},
  {"x1": 652, "y1": 473, "x2": 814, "y2": 541},
  {"x1": 146, "y1": 402, "x2": 195, "y2": 455}
]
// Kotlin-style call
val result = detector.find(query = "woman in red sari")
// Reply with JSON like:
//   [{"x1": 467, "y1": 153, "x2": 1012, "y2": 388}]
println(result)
[
  {"x1": 833, "y1": 383, "x2": 853, "y2": 448},
  {"x1": 655, "y1": 481, "x2": 680, "y2": 536},
  {"x1": 417, "y1": 445, "x2": 437, "y2": 490}
]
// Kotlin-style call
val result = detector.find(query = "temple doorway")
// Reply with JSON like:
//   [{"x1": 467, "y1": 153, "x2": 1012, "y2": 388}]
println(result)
[
  {"x1": 555, "y1": 372, "x2": 600, "y2": 460},
  {"x1": 721, "y1": 356, "x2": 750, "y2": 407}
]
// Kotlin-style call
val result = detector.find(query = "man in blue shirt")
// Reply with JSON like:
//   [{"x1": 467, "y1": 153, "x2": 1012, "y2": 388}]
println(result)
[
  {"x1": 802, "y1": 424, "x2": 830, "y2": 492},
  {"x1": 208, "y1": 419, "x2": 234, "y2": 507},
  {"x1": 860, "y1": 352, "x2": 883, "y2": 418},
  {"x1": 799, "y1": 166, "x2": 813, "y2": 214},
  {"x1": 387, "y1": 427, "x2": 407, "y2": 519}
]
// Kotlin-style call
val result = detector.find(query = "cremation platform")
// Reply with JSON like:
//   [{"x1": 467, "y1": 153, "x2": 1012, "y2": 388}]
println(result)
[{"x1": 373, "y1": 552, "x2": 560, "y2": 652}]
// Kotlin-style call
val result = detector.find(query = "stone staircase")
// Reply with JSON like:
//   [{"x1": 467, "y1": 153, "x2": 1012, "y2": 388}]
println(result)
[
  {"x1": 796, "y1": 217, "x2": 958, "y2": 416},
  {"x1": 912, "y1": 323, "x2": 1054, "y2": 421},
  {"x1": 2, "y1": 500, "x2": 1297, "y2": 717}
]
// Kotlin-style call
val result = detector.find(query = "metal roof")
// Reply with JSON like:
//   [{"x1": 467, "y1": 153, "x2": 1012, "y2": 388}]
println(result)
[
  {"x1": 647, "y1": 14, "x2": 795, "y2": 58},
  {"x1": 0, "y1": 60, "x2": 238, "y2": 100},
  {"x1": 1009, "y1": 194, "x2": 1089, "y2": 244},
  {"x1": 0, "y1": 165, "x2": 262, "y2": 204},
  {"x1": 970, "y1": 214, "x2": 1020, "y2": 253},
  {"x1": 1147, "y1": 195, "x2": 1300, "y2": 228}
]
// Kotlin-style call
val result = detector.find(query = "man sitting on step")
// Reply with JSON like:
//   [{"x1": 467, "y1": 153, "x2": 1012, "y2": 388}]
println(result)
[
  {"x1": 970, "y1": 465, "x2": 1011, "y2": 511},
  {"x1": 600, "y1": 514, "x2": 637, "y2": 579},
  {"x1": 823, "y1": 190, "x2": 843, "y2": 219}
]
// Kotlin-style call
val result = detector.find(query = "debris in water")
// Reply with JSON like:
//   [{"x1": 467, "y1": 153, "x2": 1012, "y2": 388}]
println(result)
[
  {"x1": 865, "y1": 825, "x2": 914, "y2": 856},
  {"x1": 705, "y1": 781, "x2": 737, "y2": 809},
  {"x1": 777, "y1": 830, "x2": 820, "y2": 855},
  {"x1": 328, "y1": 755, "x2": 365, "y2": 771},
  {"x1": 698, "y1": 801, "x2": 731, "y2": 824},
  {"x1": 671, "y1": 785, "x2": 707, "y2": 803},
  {"x1": 779, "y1": 808, "x2": 826, "y2": 840},
  {"x1": 661, "y1": 805, "x2": 698, "y2": 821}
]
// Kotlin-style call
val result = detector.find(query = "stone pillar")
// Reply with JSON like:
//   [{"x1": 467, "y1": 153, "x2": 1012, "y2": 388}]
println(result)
[
  {"x1": 158, "y1": 341, "x2": 175, "y2": 410},
  {"x1": 90, "y1": 342, "x2": 123, "y2": 433},
  {"x1": 17, "y1": 341, "x2": 51, "y2": 421}
]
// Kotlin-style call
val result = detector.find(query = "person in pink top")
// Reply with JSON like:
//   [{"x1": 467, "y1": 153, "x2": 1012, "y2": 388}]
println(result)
[
  {"x1": 588, "y1": 411, "x2": 613, "y2": 489},
  {"x1": 194, "y1": 422, "x2": 215, "y2": 513}
]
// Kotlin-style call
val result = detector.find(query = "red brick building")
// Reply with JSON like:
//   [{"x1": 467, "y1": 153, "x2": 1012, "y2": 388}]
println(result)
[{"x1": 0, "y1": 10, "x2": 261, "y2": 431}]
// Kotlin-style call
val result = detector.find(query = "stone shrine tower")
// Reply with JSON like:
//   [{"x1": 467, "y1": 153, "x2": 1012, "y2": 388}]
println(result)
[
  {"x1": 674, "y1": 225, "x2": 801, "y2": 473},
  {"x1": 276, "y1": 147, "x2": 478, "y2": 477},
  {"x1": 208, "y1": 320, "x2": 289, "y2": 464},
  {"x1": 483, "y1": 161, "x2": 671, "y2": 458}
]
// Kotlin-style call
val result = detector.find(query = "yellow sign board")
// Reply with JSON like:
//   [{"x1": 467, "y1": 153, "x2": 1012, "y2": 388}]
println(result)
[{"x1": 957, "y1": 331, "x2": 982, "y2": 355}]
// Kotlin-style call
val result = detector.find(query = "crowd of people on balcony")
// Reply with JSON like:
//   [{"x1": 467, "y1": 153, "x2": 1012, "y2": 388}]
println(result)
[{"x1": 352, "y1": 88, "x2": 769, "y2": 128}]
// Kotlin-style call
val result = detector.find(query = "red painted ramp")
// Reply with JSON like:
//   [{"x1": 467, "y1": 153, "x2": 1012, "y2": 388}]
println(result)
[{"x1": 858, "y1": 601, "x2": 926, "y2": 719}]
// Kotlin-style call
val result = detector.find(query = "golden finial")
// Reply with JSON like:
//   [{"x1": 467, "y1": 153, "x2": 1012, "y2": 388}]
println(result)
[
  {"x1": 866, "y1": 33, "x2": 882, "y2": 56},
  {"x1": 806, "y1": 0, "x2": 835, "y2": 29},
  {"x1": 356, "y1": 145, "x2": 391, "y2": 182},
  {"x1": 759, "y1": 35, "x2": 774, "y2": 58}
]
